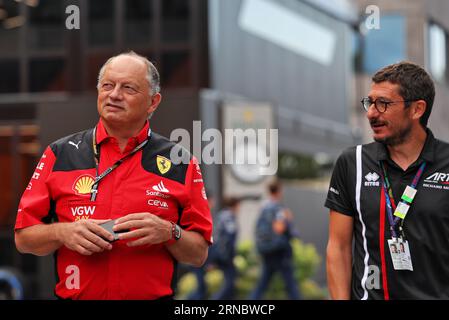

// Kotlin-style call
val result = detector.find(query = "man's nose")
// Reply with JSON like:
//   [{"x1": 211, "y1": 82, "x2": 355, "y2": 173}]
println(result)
[
  {"x1": 366, "y1": 103, "x2": 379, "y2": 120},
  {"x1": 109, "y1": 85, "x2": 123, "y2": 99}
]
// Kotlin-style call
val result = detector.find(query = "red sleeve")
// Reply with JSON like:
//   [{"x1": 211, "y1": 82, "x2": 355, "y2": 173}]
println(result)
[
  {"x1": 179, "y1": 156, "x2": 213, "y2": 244},
  {"x1": 15, "y1": 146, "x2": 56, "y2": 230}
]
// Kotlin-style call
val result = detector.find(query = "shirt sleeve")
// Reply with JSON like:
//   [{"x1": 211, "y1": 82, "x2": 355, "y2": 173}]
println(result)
[
  {"x1": 324, "y1": 150, "x2": 355, "y2": 217},
  {"x1": 15, "y1": 146, "x2": 56, "y2": 230},
  {"x1": 179, "y1": 156, "x2": 213, "y2": 244}
]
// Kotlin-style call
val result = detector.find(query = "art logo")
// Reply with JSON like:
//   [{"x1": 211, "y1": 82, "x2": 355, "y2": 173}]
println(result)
[
  {"x1": 73, "y1": 175, "x2": 95, "y2": 195},
  {"x1": 424, "y1": 172, "x2": 449, "y2": 184}
]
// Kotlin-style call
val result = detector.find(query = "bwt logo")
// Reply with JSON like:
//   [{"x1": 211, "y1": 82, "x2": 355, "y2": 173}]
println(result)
[{"x1": 71, "y1": 206, "x2": 96, "y2": 216}]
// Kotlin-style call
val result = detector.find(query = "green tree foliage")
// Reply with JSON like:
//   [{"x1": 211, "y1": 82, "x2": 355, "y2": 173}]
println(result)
[
  {"x1": 278, "y1": 152, "x2": 321, "y2": 180},
  {"x1": 176, "y1": 239, "x2": 328, "y2": 300}
]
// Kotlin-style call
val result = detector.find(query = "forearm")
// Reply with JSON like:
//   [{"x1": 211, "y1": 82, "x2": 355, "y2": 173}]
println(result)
[
  {"x1": 165, "y1": 229, "x2": 208, "y2": 267},
  {"x1": 15, "y1": 223, "x2": 64, "y2": 256},
  {"x1": 327, "y1": 243, "x2": 352, "y2": 300}
]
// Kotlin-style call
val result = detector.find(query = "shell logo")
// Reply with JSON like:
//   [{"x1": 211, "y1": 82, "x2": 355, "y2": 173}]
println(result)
[{"x1": 72, "y1": 175, "x2": 95, "y2": 195}]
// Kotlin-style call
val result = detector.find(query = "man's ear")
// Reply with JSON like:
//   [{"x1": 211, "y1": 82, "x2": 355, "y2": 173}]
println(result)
[
  {"x1": 148, "y1": 93, "x2": 162, "y2": 114},
  {"x1": 412, "y1": 100, "x2": 426, "y2": 121}
]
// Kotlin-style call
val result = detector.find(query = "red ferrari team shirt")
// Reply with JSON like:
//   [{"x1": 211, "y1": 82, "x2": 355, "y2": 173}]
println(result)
[{"x1": 15, "y1": 119, "x2": 213, "y2": 300}]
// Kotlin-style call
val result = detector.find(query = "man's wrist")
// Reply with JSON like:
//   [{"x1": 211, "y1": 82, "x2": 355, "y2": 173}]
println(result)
[
  {"x1": 51, "y1": 222, "x2": 62, "y2": 243},
  {"x1": 165, "y1": 222, "x2": 181, "y2": 246},
  {"x1": 50, "y1": 222, "x2": 68, "y2": 248}
]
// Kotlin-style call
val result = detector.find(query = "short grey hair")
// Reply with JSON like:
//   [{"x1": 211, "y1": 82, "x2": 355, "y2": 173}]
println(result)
[{"x1": 97, "y1": 51, "x2": 161, "y2": 95}]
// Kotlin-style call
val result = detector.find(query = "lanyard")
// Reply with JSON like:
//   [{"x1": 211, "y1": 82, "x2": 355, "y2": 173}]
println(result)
[
  {"x1": 90, "y1": 126, "x2": 150, "y2": 201},
  {"x1": 379, "y1": 161, "x2": 426, "y2": 238}
]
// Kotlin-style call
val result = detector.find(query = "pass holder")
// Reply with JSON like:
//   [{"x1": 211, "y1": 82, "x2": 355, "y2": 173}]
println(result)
[
  {"x1": 399, "y1": 240, "x2": 414, "y2": 271},
  {"x1": 401, "y1": 185, "x2": 417, "y2": 204},
  {"x1": 393, "y1": 201, "x2": 410, "y2": 219},
  {"x1": 388, "y1": 238, "x2": 414, "y2": 271},
  {"x1": 394, "y1": 186, "x2": 418, "y2": 219}
]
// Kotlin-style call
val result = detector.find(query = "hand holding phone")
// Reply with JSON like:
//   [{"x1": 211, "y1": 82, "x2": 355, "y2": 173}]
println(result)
[{"x1": 99, "y1": 219, "x2": 129, "y2": 242}]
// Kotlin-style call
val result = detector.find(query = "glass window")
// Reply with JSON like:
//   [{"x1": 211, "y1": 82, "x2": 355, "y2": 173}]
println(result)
[
  {"x1": 29, "y1": 58, "x2": 66, "y2": 92},
  {"x1": 88, "y1": 0, "x2": 114, "y2": 46},
  {"x1": 161, "y1": 52, "x2": 192, "y2": 87},
  {"x1": 162, "y1": 0, "x2": 190, "y2": 43},
  {"x1": 363, "y1": 15, "x2": 406, "y2": 74},
  {"x1": 28, "y1": 0, "x2": 64, "y2": 49},
  {"x1": 428, "y1": 22, "x2": 448, "y2": 83},
  {"x1": 352, "y1": 31, "x2": 363, "y2": 72},
  {"x1": 125, "y1": 0, "x2": 153, "y2": 45},
  {"x1": 86, "y1": 53, "x2": 112, "y2": 91},
  {"x1": 0, "y1": 60, "x2": 19, "y2": 93},
  {"x1": 0, "y1": 0, "x2": 21, "y2": 54}
]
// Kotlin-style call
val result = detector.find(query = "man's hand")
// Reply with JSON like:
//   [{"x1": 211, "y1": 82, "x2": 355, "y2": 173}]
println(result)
[
  {"x1": 112, "y1": 212, "x2": 208, "y2": 267},
  {"x1": 327, "y1": 210, "x2": 353, "y2": 300},
  {"x1": 56, "y1": 219, "x2": 114, "y2": 255},
  {"x1": 113, "y1": 212, "x2": 172, "y2": 247}
]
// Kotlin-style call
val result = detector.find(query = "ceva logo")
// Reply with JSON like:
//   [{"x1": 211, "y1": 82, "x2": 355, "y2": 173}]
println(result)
[{"x1": 147, "y1": 199, "x2": 169, "y2": 209}]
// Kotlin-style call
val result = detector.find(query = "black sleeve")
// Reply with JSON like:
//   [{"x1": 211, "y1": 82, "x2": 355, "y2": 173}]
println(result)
[{"x1": 324, "y1": 149, "x2": 355, "y2": 217}]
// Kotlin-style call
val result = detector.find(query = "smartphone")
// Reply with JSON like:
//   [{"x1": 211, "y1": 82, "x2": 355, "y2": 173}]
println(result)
[{"x1": 99, "y1": 219, "x2": 129, "y2": 242}]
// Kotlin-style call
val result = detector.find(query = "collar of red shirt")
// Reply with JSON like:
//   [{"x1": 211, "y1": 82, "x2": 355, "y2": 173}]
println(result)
[{"x1": 95, "y1": 119, "x2": 151, "y2": 148}]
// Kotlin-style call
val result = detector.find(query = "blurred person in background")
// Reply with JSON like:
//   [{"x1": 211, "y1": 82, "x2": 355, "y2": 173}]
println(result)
[
  {"x1": 209, "y1": 196, "x2": 241, "y2": 300},
  {"x1": 249, "y1": 180, "x2": 301, "y2": 300},
  {"x1": 187, "y1": 190, "x2": 216, "y2": 300},
  {"x1": 188, "y1": 196, "x2": 240, "y2": 300},
  {"x1": 14, "y1": 51, "x2": 213, "y2": 300},
  {"x1": 326, "y1": 61, "x2": 449, "y2": 299}
]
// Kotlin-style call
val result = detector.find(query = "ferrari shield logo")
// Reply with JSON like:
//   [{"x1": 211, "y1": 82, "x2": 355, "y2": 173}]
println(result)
[{"x1": 157, "y1": 155, "x2": 171, "y2": 174}]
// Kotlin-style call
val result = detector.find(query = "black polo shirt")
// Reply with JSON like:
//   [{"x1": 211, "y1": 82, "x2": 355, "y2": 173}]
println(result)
[{"x1": 325, "y1": 130, "x2": 449, "y2": 299}]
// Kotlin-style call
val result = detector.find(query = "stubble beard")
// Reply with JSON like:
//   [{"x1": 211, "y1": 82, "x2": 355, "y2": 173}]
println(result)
[{"x1": 373, "y1": 122, "x2": 413, "y2": 147}]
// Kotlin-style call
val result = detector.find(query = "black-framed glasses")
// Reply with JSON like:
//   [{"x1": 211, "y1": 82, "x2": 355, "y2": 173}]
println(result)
[{"x1": 360, "y1": 97, "x2": 416, "y2": 113}]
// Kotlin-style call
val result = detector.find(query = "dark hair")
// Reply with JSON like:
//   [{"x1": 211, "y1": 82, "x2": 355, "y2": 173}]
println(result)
[
  {"x1": 372, "y1": 61, "x2": 435, "y2": 127},
  {"x1": 268, "y1": 180, "x2": 282, "y2": 195},
  {"x1": 222, "y1": 196, "x2": 240, "y2": 208}
]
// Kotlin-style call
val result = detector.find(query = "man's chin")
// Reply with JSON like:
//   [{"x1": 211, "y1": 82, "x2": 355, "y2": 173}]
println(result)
[
  {"x1": 101, "y1": 114, "x2": 127, "y2": 126},
  {"x1": 373, "y1": 134, "x2": 404, "y2": 147},
  {"x1": 373, "y1": 135, "x2": 387, "y2": 144},
  {"x1": 373, "y1": 125, "x2": 411, "y2": 146},
  {"x1": 102, "y1": 111, "x2": 125, "y2": 120},
  {"x1": 373, "y1": 134, "x2": 395, "y2": 146}
]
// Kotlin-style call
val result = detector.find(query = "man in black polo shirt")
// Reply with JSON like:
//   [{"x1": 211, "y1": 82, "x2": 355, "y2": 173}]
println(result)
[{"x1": 326, "y1": 61, "x2": 449, "y2": 299}]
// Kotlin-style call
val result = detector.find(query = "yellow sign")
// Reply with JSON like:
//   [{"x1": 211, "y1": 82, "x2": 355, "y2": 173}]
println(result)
[
  {"x1": 157, "y1": 156, "x2": 171, "y2": 174},
  {"x1": 73, "y1": 175, "x2": 95, "y2": 195}
]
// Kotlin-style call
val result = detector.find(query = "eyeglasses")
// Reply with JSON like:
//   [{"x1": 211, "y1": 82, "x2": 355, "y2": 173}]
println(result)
[{"x1": 360, "y1": 97, "x2": 416, "y2": 113}]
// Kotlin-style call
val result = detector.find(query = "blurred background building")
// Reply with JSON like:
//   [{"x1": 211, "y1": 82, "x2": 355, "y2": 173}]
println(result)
[
  {"x1": 353, "y1": 0, "x2": 449, "y2": 141},
  {"x1": 1, "y1": 0, "x2": 449, "y2": 299}
]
